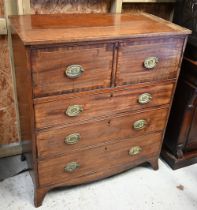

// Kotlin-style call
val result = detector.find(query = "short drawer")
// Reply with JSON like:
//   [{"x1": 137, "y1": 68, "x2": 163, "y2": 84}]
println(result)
[
  {"x1": 38, "y1": 132, "x2": 162, "y2": 187},
  {"x1": 34, "y1": 81, "x2": 174, "y2": 129},
  {"x1": 31, "y1": 43, "x2": 113, "y2": 97},
  {"x1": 116, "y1": 37, "x2": 184, "y2": 85},
  {"x1": 36, "y1": 107, "x2": 168, "y2": 159}
]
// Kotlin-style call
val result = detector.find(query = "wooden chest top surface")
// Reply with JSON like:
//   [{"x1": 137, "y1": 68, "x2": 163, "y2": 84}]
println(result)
[{"x1": 9, "y1": 13, "x2": 190, "y2": 45}]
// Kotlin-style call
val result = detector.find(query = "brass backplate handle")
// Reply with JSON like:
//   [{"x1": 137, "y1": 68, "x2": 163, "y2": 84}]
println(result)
[
  {"x1": 129, "y1": 146, "x2": 142, "y2": 156},
  {"x1": 65, "y1": 133, "x2": 80, "y2": 145},
  {"x1": 65, "y1": 105, "x2": 83, "y2": 117},
  {"x1": 144, "y1": 57, "x2": 159, "y2": 69},
  {"x1": 138, "y1": 93, "x2": 152, "y2": 104},
  {"x1": 65, "y1": 64, "x2": 84, "y2": 79},
  {"x1": 133, "y1": 119, "x2": 147, "y2": 130},
  {"x1": 64, "y1": 162, "x2": 80, "y2": 173}
]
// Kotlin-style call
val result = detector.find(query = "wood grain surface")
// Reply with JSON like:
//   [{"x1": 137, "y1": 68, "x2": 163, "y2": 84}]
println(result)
[
  {"x1": 9, "y1": 13, "x2": 190, "y2": 207},
  {"x1": 116, "y1": 37, "x2": 184, "y2": 85},
  {"x1": 11, "y1": 34, "x2": 33, "y2": 141},
  {"x1": 11, "y1": 33, "x2": 39, "y2": 188},
  {"x1": 34, "y1": 82, "x2": 173, "y2": 129},
  {"x1": 32, "y1": 43, "x2": 113, "y2": 96},
  {"x1": 9, "y1": 13, "x2": 190, "y2": 45},
  {"x1": 38, "y1": 132, "x2": 162, "y2": 187},
  {"x1": 36, "y1": 107, "x2": 168, "y2": 159}
]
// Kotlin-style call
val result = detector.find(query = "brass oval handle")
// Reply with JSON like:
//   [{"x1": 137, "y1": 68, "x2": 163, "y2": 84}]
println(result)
[
  {"x1": 65, "y1": 64, "x2": 84, "y2": 79},
  {"x1": 129, "y1": 146, "x2": 142, "y2": 156},
  {"x1": 65, "y1": 133, "x2": 80, "y2": 145},
  {"x1": 65, "y1": 105, "x2": 83, "y2": 117},
  {"x1": 144, "y1": 57, "x2": 159, "y2": 69},
  {"x1": 138, "y1": 93, "x2": 152, "y2": 104},
  {"x1": 64, "y1": 162, "x2": 80, "y2": 173},
  {"x1": 133, "y1": 119, "x2": 147, "y2": 130}
]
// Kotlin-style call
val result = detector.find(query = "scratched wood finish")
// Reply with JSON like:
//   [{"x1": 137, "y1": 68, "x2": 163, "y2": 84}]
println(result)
[
  {"x1": 34, "y1": 82, "x2": 173, "y2": 129},
  {"x1": 116, "y1": 37, "x2": 183, "y2": 86},
  {"x1": 10, "y1": 13, "x2": 190, "y2": 207},
  {"x1": 38, "y1": 132, "x2": 162, "y2": 187},
  {"x1": 11, "y1": 33, "x2": 40, "y2": 191},
  {"x1": 11, "y1": 34, "x2": 34, "y2": 142},
  {"x1": 32, "y1": 43, "x2": 113, "y2": 96},
  {"x1": 9, "y1": 13, "x2": 189, "y2": 45},
  {"x1": 37, "y1": 107, "x2": 168, "y2": 159}
]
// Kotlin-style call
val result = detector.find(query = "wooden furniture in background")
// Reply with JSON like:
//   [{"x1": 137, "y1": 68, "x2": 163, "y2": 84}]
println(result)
[
  {"x1": 111, "y1": 0, "x2": 175, "y2": 18},
  {"x1": 162, "y1": 58, "x2": 197, "y2": 169},
  {"x1": 10, "y1": 13, "x2": 189, "y2": 207}
]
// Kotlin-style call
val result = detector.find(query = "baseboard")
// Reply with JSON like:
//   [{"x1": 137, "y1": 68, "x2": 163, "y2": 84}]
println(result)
[{"x1": 0, "y1": 141, "x2": 30, "y2": 158}]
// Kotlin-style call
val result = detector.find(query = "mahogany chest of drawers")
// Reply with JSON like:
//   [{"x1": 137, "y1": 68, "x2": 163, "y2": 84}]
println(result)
[{"x1": 10, "y1": 13, "x2": 190, "y2": 207}]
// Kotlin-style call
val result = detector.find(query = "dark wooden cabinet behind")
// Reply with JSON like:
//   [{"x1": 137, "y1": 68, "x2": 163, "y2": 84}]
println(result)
[
  {"x1": 162, "y1": 58, "x2": 197, "y2": 169},
  {"x1": 10, "y1": 13, "x2": 190, "y2": 207}
]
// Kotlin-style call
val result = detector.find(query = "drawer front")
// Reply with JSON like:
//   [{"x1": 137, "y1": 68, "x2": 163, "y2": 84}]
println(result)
[
  {"x1": 38, "y1": 132, "x2": 162, "y2": 187},
  {"x1": 31, "y1": 43, "x2": 113, "y2": 97},
  {"x1": 116, "y1": 38, "x2": 183, "y2": 86},
  {"x1": 37, "y1": 108, "x2": 168, "y2": 158},
  {"x1": 34, "y1": 81, "x2": 174, "y2": 129}
]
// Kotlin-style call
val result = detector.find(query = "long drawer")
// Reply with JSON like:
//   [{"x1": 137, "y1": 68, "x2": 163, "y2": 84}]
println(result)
[
  {"x1": 38, "y1": 132, "x2": 162, "y2": 187},
  {"x1": 34, "y1": 81, "x2": 174, "y2": 129},
  {"x1": 36, "y1": 107, "x2": 168, "y2": 159},
  {"x1": 31, "y1": 43, "x2": 113, "y2": 97},
  {"x1": 116, "y1": 37, "x2": 183, "y2": 86}
]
